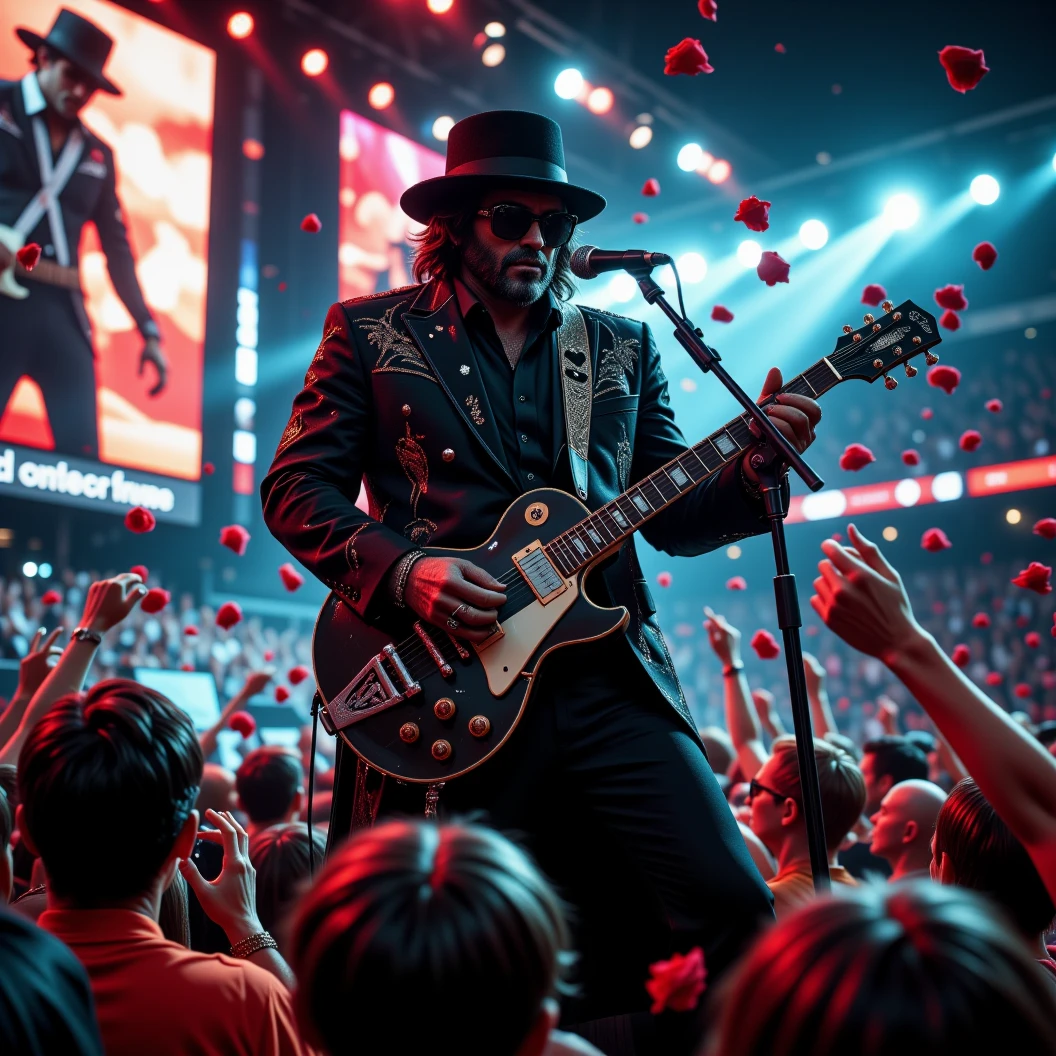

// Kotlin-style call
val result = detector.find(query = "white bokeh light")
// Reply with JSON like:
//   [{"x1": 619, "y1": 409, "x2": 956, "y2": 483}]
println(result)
[
  {"x1": 554, "y1": 69, "x2": 584, "y2": 99},
  {"x1": 431, "y1": 116, "x2": 455, "y2": 141},
  {"x1": 607, "y1": 272, "x2": 638, "y2": 302},
  {"x1": 736, "y1": 239, "x2": 762, "y2": 268},
  {"x1": 798, "y1": 219, "x2": 829, "y2": 250},
  {"x1": 676, "y1": 143, "x2": 704, "y2": 172},
  {"x1": 883, "y1": 193, "x2": 921, "y2": 230},
  {"x1": 676, "y1": 252, "x2": 708, "y2": 283},
  {"x1": 969, "y1": 174, "x2": 1000, "y2": 205},
  {"x1": 629, "y1": 125, "x2": 653, "y2": 149}
]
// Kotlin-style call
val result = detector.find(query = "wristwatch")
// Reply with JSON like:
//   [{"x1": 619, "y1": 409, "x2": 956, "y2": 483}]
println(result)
[
  {"x1": 72, "y1": 627, "x2": 103, "y2": 645},
  {"x1": 722, "y1": 662, "x2": 745, "y2": 677}
]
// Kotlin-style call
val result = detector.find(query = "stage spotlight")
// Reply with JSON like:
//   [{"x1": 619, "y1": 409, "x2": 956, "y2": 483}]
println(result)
[
  {"x1": 432, "y1": 116, "x2": 455, "y2": 141},
  {"x1": 736, "y1": 239, "x2": 762, "y2": 267},
  {"x1": 368, "y1": 82, "x2": 395, "y2": 110},
  {"x1": 427, "y1": 0, "x2": 454, "y2": 12},
  {"x1": 629, "y1": 125, "x2": 653, "y2": 149},
  {"x1": 554, "y1": 68, "x2": 584, "y2": 99},
  {"x1": 1052, "y1": 151, "x2": 1056, "y2": 173},
  {"x1": 484, "y1": 21, "x2": 506, "y2": 37},
  {"x1": 608, "y1": 272, "x2": 638, "y2": 303},
  {"x1": 677, "y1": 252, "x2": 708, "y2": 283},
  {"x1": 301, "y1": 49, "x2": 328, "y2": 77},
  {"x1": 799, "y1": 219, "x2": 829, "y2": 250},
  {"x1": 1006, "y1": 508, "x2": 1022, "y2": 524},
  {"x1": 22, "y1": 561, "x2": 38, "y2": 578},
  {"x1": 677, "y1": 143, "x2": 704, "y2": 172},
  {"x1": 227, "y1": 12, "x2": 253, "y2": 39},
  {"x1": 481, "y1": 43, "x2": 505, "y2": 66},
  {"x1": 706, "y1": 159, "x2": 731, "y2": 183},
  {"x1": 587, "y1": 87, "x2": 614, "y2": 114},
  {"x1": 969, "y1": 173, "x2": 1000, "y2": 205},
  {"x1": 883, "y1": 193, "x2": 920, "y2": 230}
]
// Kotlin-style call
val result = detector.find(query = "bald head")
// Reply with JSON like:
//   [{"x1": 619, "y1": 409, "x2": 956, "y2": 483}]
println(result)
[
  {"x1": 870, "y1": 779, "x2": 947, "y2": 878},
  {"x1": 196, "y1": 763, "x2": 237, "y2": 815}
]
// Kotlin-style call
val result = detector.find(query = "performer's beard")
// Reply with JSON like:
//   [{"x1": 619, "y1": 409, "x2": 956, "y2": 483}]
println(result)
[{"x1": 461, "y1": 237, "x2": 556, "y2": 308}]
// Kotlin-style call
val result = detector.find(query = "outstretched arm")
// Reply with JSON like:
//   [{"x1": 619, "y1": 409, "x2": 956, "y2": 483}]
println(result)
[
  {"x1": 810, "y1": 523, "x2": 1056, "y2": 903},
  {"x1": 802, "y1": 652, "x2": 838, "y2": 737},
  {"x1": 200, "y1": 669, "x2": 273, "y2": 760}
]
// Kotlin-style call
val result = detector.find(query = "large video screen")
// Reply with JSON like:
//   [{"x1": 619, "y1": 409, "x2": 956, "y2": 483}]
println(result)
[{"x1": 0, "y1": 0, "x2": 214, "y2": 524}]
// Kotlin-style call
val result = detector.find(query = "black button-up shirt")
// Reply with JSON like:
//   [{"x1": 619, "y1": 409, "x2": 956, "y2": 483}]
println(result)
[{"x1": 455, "y1": 281, "x2": 562, "y2": 491}]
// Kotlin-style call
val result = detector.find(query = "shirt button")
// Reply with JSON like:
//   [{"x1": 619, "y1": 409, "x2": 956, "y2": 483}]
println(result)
[
  {"x1": 519, "y1": 395, "x2": 527, "y2": 403},
  {"x1": 527, "y1": 473, "x2": 535, "y2": 481},
  {"x1": 520, "y1": 434, "x2": 528, "y2": 443}
]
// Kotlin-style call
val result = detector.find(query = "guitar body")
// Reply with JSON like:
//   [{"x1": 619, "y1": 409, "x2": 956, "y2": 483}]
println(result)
[
  {"x1": 0, "y1": 225, "x2": 29, "y2": 299},
  {"x1": 312, "y1": 488, "x2": 629, "y2": 783}
]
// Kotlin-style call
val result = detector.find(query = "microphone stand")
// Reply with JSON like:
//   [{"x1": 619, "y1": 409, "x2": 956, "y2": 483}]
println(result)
[{"x1": 634, "y1": 269, "x2": 832, "y2": 893}]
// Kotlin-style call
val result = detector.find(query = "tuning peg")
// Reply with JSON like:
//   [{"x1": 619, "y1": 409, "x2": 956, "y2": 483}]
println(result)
[
  {"x1": 852, "y1": 333, "x2": 862, "y2": 342},
  {"x1": 884, "y1": 375, "x2": 898, "y2": 390},
  {"x1": 881, "y1": 300, "x2": 894, "y2": 313},
  {"x1": 863, "y1": 313, "x2": 875, "y2": 324},
  {"x1": 872, "y1": 323, "x2": 882, "y2": 332},
  {"x1": 842, "y1": 324, "x2": 853, "y2": 334},
  {"x1": 892, "y1": 311, "x2": 902, "y2": 321},
  {"x1": 925, "y1": 351, "x2": 939, "y2": 365},
  {"x1": 903, "y1": 361, "x2": 917, "y2": 378}
]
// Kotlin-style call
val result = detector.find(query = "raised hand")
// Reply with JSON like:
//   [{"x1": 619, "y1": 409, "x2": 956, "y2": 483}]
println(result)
[
  {"x1": 404, "y1": 556, "x2": 507, "y2": 643},
  {"x1": 139, "y1": 336, "x2": 168, "y2": 397},
  {"x1": 80, "y1": 573, "x2": 149, "y2": 634},
  {"x1": 15, "y1": 626, "x2": 65, "y2": 701},
  {"x1": 802, "y1": 651, "x2": 826, "y2": 698},
  {"x1": 703, "y1": 606, "x2": 742, "y2": 667}
]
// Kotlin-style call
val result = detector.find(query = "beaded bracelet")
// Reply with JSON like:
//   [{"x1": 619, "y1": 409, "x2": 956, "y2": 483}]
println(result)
[
  {"x1": 392, "y1": 550, "x2": 427, "y2": 608},
  {"x1": 229, "y1": 931, "x2": 278, "y2": 959}
]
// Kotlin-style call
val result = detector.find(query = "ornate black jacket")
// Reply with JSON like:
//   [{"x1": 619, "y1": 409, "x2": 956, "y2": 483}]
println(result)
[{"x1": 261, "y1": 277, "x2": 776, "y2": 733}]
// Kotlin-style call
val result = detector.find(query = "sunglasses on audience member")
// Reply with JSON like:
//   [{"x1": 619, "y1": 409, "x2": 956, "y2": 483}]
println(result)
[
  {"x1": 748, "y1": 778, "x2": 787, "y2": 802},
  {"x1": 476, "y1": 203, "x2": 578, "y2": 248}
]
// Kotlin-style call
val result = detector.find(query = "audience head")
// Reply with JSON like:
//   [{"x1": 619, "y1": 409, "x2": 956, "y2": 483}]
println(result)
[
  {"x1": 932, "y1": 777, "x2": 1055, "y2": 940},
  {"x1": 290, "y1": 819, "x2": 572, "y2": 1056},
  {"x1": 17, "y1": 679, "x2": 202, "y2": 908},
  {"x1": 196, "y1": 763, "x2": 236, "y2": 815},
  {"x1": 749, "y1": 736, "x2": 866, "y2": 857},
  {"x1": 698, "y1": 726, "x2": 734, "y2": 776},
  {"x1": 236, "y1": 747, "x2": 304, "y2": 830},
  {"x1": 249, "y1": 822, "x2": 325, "y2": 950},
  {"x1": 869, "y1": 779, "x2": 946, "y2": 878},
  {"x1": 861, "y1": 736, "x2": 929, "y2": 813},
  {"x1": 705, "y1": 882, "x2": 1056, "y2": 1056}
]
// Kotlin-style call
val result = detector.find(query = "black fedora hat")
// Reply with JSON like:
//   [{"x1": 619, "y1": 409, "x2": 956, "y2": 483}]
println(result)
[
  {"x1": 401, "y1": 110, "x2": 605, "y2": 224},
  {"x1": 17, "y1": 8, "x2": 121, "y2": 96}
]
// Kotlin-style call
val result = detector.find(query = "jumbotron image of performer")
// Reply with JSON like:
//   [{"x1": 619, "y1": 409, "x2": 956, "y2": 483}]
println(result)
[{"x1": 0, "y1": 8, "x2": 167, "y2": 460}]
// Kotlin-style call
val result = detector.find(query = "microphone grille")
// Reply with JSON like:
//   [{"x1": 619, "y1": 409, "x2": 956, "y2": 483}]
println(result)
[{"x1": 570, "y1": 245, "x2": 597, "y2": 280}]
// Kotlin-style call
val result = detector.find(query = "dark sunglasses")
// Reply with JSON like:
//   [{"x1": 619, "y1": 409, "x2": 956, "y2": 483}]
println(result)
[
  {"x1": 748, "y1": 778, "x2": 787, "y2": 802},
  {"x1": 476, "y1": 204, "x2": 578, "y2": 248}
]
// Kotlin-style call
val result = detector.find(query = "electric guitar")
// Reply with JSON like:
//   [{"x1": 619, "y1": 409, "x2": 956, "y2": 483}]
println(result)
[
  {"x1": 312, "y1": 298, "x2": 942, "y2": 783},
  {"x1": 0, "y1": 224, "x2": 80, "y2": 299}
]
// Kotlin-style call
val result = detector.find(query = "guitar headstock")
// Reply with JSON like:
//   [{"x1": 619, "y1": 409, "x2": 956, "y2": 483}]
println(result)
[{"x1": 828, "y1": 299, "x2": 942, "y2": 388}]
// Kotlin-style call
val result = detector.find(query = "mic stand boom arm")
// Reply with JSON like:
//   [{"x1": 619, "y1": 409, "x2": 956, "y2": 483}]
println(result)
[{"x1": 635, "y1": 269, "x2": 832, "y2": 893}]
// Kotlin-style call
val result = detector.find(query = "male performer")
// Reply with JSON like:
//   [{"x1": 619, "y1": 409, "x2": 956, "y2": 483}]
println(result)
[
  {"x1": 262, "y1": 112, "x2": 821, "y2": 1027},
  {"x1": 0, "y1": 8, "x2": 166, "y2": 460}
]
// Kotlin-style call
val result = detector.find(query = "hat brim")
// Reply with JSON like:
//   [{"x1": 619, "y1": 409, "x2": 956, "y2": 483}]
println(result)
[
  {"x1": 16, "y1": 27, "x2": 122, "y2": 96},
  {"x1": 401, "y1": 173, "x2": 606, "y2": 226}
]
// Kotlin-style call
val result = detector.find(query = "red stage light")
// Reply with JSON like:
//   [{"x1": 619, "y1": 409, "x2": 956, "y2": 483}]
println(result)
[
  {"x1": 227, "y1": 12, "x2": 254, "y2": 40},
  {"x1": 368, "y1": 82, "x2": 395, "y2": 110},
  {"x1": 586, "y1": 87, "x2": 614, "y2": 115},
  {"x1": 301, "y1": 49, "x2": 329, "y2": 77},
  {"x1": 428, "y1": 0, "x2": 454, "y2": 12}
]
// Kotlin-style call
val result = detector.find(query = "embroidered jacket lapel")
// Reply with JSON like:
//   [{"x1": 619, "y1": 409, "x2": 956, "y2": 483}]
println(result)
[
  {"x1": 402, "y1": 279, "x2": 517, "y2": 488},
  {"x1": 551, "y1": 307, "x2": 601, "y2": 475}
]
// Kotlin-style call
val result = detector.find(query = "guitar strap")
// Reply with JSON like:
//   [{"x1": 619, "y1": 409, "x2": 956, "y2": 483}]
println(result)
[{"x1": 556, "y1": 303, "x2": 592, "y2": 500}]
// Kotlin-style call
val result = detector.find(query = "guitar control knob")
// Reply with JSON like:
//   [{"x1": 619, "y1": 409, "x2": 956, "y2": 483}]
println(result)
[
  {"x1": 863, "y1": 313, "x2": 875, "y2": 324},
  {"x1": 433, "y1": 698, "x2": 456, "y2": 720},
  {"x1": 431, "y1": 739, "x2": 452, "y2": 761},
  {"x1": 468, "y1": 715, "x2": 491, "y2": 739},
  {"x1": 884, "y1": 375, "x2": 898, "y2": 390},
  {"x1": 399, "y1": 722, "x2": 419, "y2": 743},
  {"x1": 904, "y1": 362, "x2": 918, "y2": 378},
  {"x1": 881, "y1": 300, "x2": 894, "y2": 313},
  {"x1": 925, "y1": 351, "x2": 939, "y2": 365}
]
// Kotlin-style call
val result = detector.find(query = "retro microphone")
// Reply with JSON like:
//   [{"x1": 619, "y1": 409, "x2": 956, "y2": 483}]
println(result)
[{"x1": 570, "y1": 245, "x2": 672, "y2": 280}]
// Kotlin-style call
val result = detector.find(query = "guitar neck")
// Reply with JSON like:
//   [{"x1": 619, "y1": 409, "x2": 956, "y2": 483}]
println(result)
[{"x1": 544, "y1": 357, "x2": 845, "y2": 578}]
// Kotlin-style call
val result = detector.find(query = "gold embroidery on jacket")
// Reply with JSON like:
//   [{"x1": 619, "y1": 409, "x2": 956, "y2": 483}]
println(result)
[
  {"x1": 357, "y1": 303, "x2": 435, "y2": 382},
  {"x1": 277, "y1": 412, "x2": 303, "y2": 452},
  {"x1": 396, "y1": 420, "x2": 429, "y2": 517},
  {"x1": 313, "y1": 324, "x2": 340, "y2": 365},
  {"x1": 345, "y1": 524, "x2": 369, "y2": 572},
  {"x1": 465, "y1": 394, "x2": 485, "y2": 426}
]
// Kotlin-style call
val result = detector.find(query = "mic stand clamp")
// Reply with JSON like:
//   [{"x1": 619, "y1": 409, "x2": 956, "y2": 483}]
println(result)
[{"x1": 634, "y1": 268, "x2": 831, "y2": 892}]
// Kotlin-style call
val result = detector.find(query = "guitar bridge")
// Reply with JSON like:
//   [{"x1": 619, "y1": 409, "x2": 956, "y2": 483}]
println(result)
[{"x1": 319, "y1": 644, "x2": 421, "y2": 735}]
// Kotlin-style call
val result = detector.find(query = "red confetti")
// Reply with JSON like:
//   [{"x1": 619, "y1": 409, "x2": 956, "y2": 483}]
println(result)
[
  {"x1": 951, "y1": 643, "x2": 970, "y2": 667},
  {"x1": 645, "y1": 947, "x2": 707, "y2": 1015},
  {"x1": 664, "y1": 38, "x2": 714, "y2": 76},
  {"x1": 927, "y1": 365, "x2": 961, "y2": 396},
  {"x1": 130, "y1": 564, "x2": 149, "y2": 581},
  {"x1": 972, "y1": 611, "x2": 991, "y2": 628},
  {"x1": 921, "y1": 407, "x2": 934, "y2": 420},
  {"x1": 711, "y1": 305, "x2": 734, "y2": 323},
  {"x1": 229, "y1": 710, "x2": 256, "y2": 738},
  {"x1": 839, "y1": 442, "x2": 875, "y2": 472},
  {"x1": 984, "y1": 671, "x2": 1003, "y2": 687},
  {"x1": 300, "y1": 213, "x2": 322, "y2": 233},
  {"x1": 203, "y1": 462, "x2": 215, "y2": 475},
  {"x1": 1014, "y1": 683, "x2": 1033, "y2": 699},
  {"x1": 124, "y1": 506, "x2": 156, "y2": 534},
  {"x1": 279, "y1": 563, "x2": 304, "y2": 591},
  {"x1": 939, "y1": 309, "x2": 961, "y2": 331},
  {"x1": 288, "y1": 665, "x2": 310, "y2": 685},
  {"x1": 697, "y1": 0, "x2": 718, "y2": 20},
  {"x1": 219, "y1": 524, "x2": 251, "y2": 556},
  {"x1": 274, "y1": 686, "x2": 290, "y2": 703},
  {"x1": 901, "y1": 449, "x2": 921, "y2": 466},
  {"x1": 641, "y1": 178, "x2": 661, "y2": 197},
  {"x1": 1025, "y1": 631, "x2": 1042, "y2": 648},
  {"x1": 1016, "y1": 614, "x2": 1030, "y2": 628},
  {"x1": 1011, "y1": 562, "x2": 1053, "y2": 595},
  {"x1": 39, "y1": 589, "x2": 61, "y2": 606},
  {"x1": 278, "y1": 281, "x2": 287, "y2": 292},
  {"x1": 264, "y1": 649, "x2": 275, "y2": 662},
  {"x1": 985, "y1": 399, "x2": 1002, "y2": 413},
  {"x1": 632, "y1": 212, "x2": 649, "y2": 224},
  {"x1": 861, "y1": 283, "x2": 887, "y2": 307},
  {"x1": 657, "y1": 571, "x2": 672, "y2": 588},
  {"x1": 921, "y1": 528, "x2": 952, "y2": 552},
  {"x1": 934, "y1": 284, "x2": 968, "y2": 311},
  {"x1": 726, "y1": 576, "x2": 747, "y2": 590},
  {"x1": 774, "y1": 42, "x2": 786, "y2": 53},
  {"x1": 16, "y1": 243, "x2": 41, "y2": 271},
  {"x1": 184, "y1": 625, "x2": 199, "y2": 636},
  {"x1": 140, "y1": 588, "x2": 171, "y2": 614},
  {"x1": 959, "y1": 430, "x2": 982, "y2": 452},
  {"x1": 733, "y1": 196, "x2": 771, "y2": 233},
  {"x1": 756, "y1": 251, "x2": 790, "y2": 287},
  {"x1": 1032, "y1": 518, "x2": 1056, "y2": 540},
  {"x1": 750, "y1": 629, "x2": 781, "y2": 660},
  {"x1": 972, "y1": 241, "x2": 997, "y2": 271},
  {"x1": 216, "y1": 601, "x2": 243, "y2": 630},
  {"x1": 938, "y1": 45, "x2": 989, "y2": 93}
]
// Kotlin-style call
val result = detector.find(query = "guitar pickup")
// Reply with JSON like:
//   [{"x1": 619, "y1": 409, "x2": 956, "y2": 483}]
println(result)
[
  {"x1": 512, "y1": 540, "x2": 568, "y2": 605},
  {"x1": 320, "y1": 644, "x2": 420, "y2": 735}
]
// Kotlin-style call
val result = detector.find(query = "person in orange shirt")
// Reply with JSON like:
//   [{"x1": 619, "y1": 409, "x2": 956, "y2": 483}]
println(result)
[{"x1": 748, "y1": 736, "x2": 865, "y2": 918}]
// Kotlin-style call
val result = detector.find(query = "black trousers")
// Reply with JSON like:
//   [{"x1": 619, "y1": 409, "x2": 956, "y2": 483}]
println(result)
[
  {"x1": 376, "y1": 636, "x2": 775, "y2": 1023},
  {"x1": 0, "y1": 282, "x2": 98, "y2": 459}
]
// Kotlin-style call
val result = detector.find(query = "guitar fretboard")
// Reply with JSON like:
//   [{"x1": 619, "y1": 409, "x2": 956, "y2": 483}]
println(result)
[{"x1": 543, "y1": 357, "x2": 843, "y2": 578}]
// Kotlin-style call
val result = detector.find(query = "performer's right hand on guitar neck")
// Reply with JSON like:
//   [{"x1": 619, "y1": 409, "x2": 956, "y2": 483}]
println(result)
[{"x1": 400, "y1": 556, "x2": 507, "y2": 643}]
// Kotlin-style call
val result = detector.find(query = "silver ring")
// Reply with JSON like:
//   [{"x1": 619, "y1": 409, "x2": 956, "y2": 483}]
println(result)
[
  {"x1": 446, "y1": 617, "x2": 459, "y2": 630},
  {"x1": 452, "y1": 603, "x2": 468, "y2": 619}
]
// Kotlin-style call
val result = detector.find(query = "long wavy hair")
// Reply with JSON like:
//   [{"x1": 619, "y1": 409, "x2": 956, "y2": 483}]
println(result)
[{"x1": 409, "y1": 205, "x2": 578, "y2": 301}]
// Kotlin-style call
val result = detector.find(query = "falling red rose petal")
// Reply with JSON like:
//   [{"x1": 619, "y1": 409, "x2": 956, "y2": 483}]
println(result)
[
  {"x1": 1025, "y1": 631, "x2": 1042, "y2": 648},
  {"x1": 263, "y1": 649, "x2": 275, "y2": 662},
  {"x1": 278, "y1": 281, "x2": 287, "y2": 292},
  {"x1": 921, "y1": 528, "x2": 952, "y2": 552},
  {"x1": 664, "y1": 38, "x2": 714, "y2": 76},
  {"x1": 774, "y1": 43, "x2": 786, "y2": 53},
  {"x1": 726, "y1": 576, "x2": 747, "y2": 590},
  {"x1": 861, "y1": 283, "x2": 887, "y2": 307},
  {"x1": 140, "y1": 588, "x2": 171, "y2": 614},
  {"x1": 216, "y1": 601, "x2": 243, "y2": 630},
  {"x1": 938, "y1": 45, "x2": 990, "y2": 94},
  {"x1": 130, "y1": 564, "x2": 149, "y2": 581},
  {"x1": 751, "y1": 629, "x2": 781, "y2": 660},
  {"x1": 984, "y1": 671, "x2": 1003, "y2": 687},
  {"x1": 219, "y1": 524, "x2": 251, "y2": 556},
  {"x1": 657, "y1": 572, "x2": 672, "y2": 588},
  {"x1": 935, "y1": 284, "x2": 968, "y2": 311},
  {"x1": 985, "y1": 399, "x2": 1002, "y2": 413},
  {"x1": 951, "y1": 644, "x2": 971, "y2": 667},
  {"x1": 839, "y1": 442, "x2": 875, "y2": 472},
  {"x1": 959, "y1": 430, "x2": 982, "y2": 452},
  {"x1": 300, "y1": 212, "x2": 322, "y2": 233},
  {"x1": 901, "y1": 449, "x2": 921, "y2": 466},
  {"x1": 633, "y1": 212, "x2": 649, "y2": 224},
  {"x1": 757, "y1": 251, "x2": 790, "y2": 287},
  {"x1": 1032, "y1": 518, "x2": 1056, "y2": 540},
  {"x1": 734, "y1": 196, "x2": 771, "y2": 233},
  {"x1": 645, "y1": 946, "x2": 707, "y2": 1015},
  {"x1": 124, "y1": 506, "x2": 156, "y2": 533},
  {"x1": 939, "y1": 309, "x2": 961, "y2": 331},
  {"x1": 203, "y1": 462, "x2": 215, "y2": 475},
  {"x1": 1014, "y1": 683, "x2": 1032, "y2": 699},
  {"x1": 39, "y1": 589, "x2": 61, "y2": 606},
  {"x1": 181, "y1": 663, "x2": 194, "y2": 672},
  {"x1": 1011, "y1": 562, "x2": 1053, "y2": 595},
  {"x1": 711, "y1": 305, "x2": 734, "y2": 323},
  {"x1": 279, "y1": 563, "x2": 305, "y2": 591},
  {"x1": 230, "y1": 711, "x2": 256, "y2": 737},
  {"x1": 697, "y1": 0, "x2": 718, "y2": 21},
  {"x1": 274, "y1": 686, "x2": 290, "y2": 703},
  {"x1": 288, "y1": 665, "x2": 310, "y2": 685},
  {"x1": 921, "y1": 407, "x2": 934, "y2": 420},
  {"x1": 972, "y1": 611, "x2": 991, "y2": 628},
  {"x1": 16, "y1": 243, "x2": 41, "y2": 271},
  {"x1": 641, "y1": 178, "x2": 661, "y2": 197},
  {"x1": 927, "y1": 365, "x2": 961, "y2": 395},
  {"x1": 972, "y1": 241, "x2": 997, "y2": 270},
  {"x1": 184, "y1": 625, "x2": 199, "y2": 636}
]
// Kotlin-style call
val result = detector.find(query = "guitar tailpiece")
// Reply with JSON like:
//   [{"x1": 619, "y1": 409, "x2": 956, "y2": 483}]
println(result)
[{"x1": 424, "y1": 782, "x2": 446, "y2": 820}]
